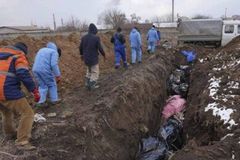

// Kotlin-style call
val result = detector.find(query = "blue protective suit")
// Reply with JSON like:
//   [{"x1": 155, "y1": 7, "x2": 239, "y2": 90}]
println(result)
[
  {"x1": 157, "y1": 30, "x2": 161, "y2": 40},
  {"x1": 180, "y1": 50, "x2": 197, "y2": 63},
  {"x1": 32, "y1": 42, "x2": 60, "y2": 103},
  {"x1": 129, "y1": 28, "x2": 142, "y2": 64},
  {"x1": 111, "y1": 33, "x2": 127, "y2": 68},
  {"x1": 147, "y1": 27, "x2": 159, "y2": 53}
]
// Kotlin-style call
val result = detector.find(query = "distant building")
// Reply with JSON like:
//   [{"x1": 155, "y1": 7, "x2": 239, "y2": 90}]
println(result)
[
  {"x1": 153, "y1": 22, "x2": 178, "y2": 28},
  {"x1": 0, "y1": 26, "x2": 51, "y2": 35},
  {"x1": 232, "y1": 15, "x2": 240, "y2": 20}
]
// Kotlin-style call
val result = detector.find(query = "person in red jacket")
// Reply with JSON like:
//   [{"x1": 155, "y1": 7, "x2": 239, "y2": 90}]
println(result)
[{"x1": 0, "y1": 42, "x2": 40, "y2": 150}]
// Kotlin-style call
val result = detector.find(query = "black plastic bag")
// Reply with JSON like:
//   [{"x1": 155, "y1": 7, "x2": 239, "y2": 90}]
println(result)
[
  {"x1": 158, "y1": 118, "x2": 184, "y2": 151},
  {"x1": 136, "y1": 136, "x2": 167, "y2": 160},
  {"x1": 167, "y1": 82, "x2": 189, "y2": 98}
]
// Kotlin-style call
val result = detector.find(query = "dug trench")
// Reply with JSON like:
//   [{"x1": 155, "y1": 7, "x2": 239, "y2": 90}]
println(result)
[
  {"x1": 0, "y1": 33, "x2": 176, "y2": 160},
  {"x1": 31, "y1": 49, "x2": 177, "y2": 160},
  {"x1": 0, "y1": 34, "x2": 239, "y2": 160}
]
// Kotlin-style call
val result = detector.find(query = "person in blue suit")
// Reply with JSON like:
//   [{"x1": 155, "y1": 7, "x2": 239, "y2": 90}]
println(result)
[
  {"x1": 32, "y1": 42, "x2": 61, "y2": 106},
  {"x1": 111, "y1": 27, "x2": 128, "y2": 69},
  {"x1": 129, "y1": 27, "x2": 142, "y2": 64},
  {"x1": 147, "y1": 25, "x2": 159, "y2": 54},
  {"x1": 180, "y1": 50, "x2": 197, "y2": 63}
]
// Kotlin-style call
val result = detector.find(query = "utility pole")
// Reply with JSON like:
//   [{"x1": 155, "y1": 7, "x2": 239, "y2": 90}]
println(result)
[
  {"x1": 71, "y1": 16, "x2": 75, "y2": 27},
  {"x1": 61, "y1": 18, "x2": 64, "y2": 26},
  {"x1": 225, "y1": 8, "x2": 227, "y2": 19},
  {"x1": 172, "y1": 0, "x2": 175, "y2": 22},
  {"x1": 53, "y1": 14, "x2": 56, "y2": 31}
]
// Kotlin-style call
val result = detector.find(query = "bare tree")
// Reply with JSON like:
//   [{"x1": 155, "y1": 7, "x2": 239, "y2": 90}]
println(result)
[
  {"x1": 57, "y1": 16, "x2": 88, "y2": 32},
  {"x1": 130, "y1": 13, "x2": 141, "y2": 24},
  {"x1": 192, "y1": 14, "x2": 212, "y2": 19},
  {"x1": 151, "y1": 14, "x2": 172, "y2": 23},
  {"x1": 98, "y1": 9, "x2": 127, "y2": 29},
  {"x1": 145, "y1": 19, "x2": 150, "y2": 23}
]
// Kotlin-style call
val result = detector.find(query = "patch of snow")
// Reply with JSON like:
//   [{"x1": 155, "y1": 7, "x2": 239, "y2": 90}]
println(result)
[
  {"x1": 217, "y1": 94, "x2": 238, "y2": 103},
  {"x1": 199, "y1": 59, "x2": 204, "y2": 63},
  {"x1": 223, "y1": 98, "x2": 228, "y2": 102},
  {"x1": 208, "y1": 76, "x2": 221, "y2": 97},
  {"x1": 227, "y1": 81, "x2": 239, "y2": 89},
  {"x1": 205, "y1": 103, "x2": 237, "y2": 129},
  {"x1": 236, "y1": 59, "x2": 240, "y2": 65},
  {"x1": 225, "y1": 94, "x2": 236, "y2": 98},
  {"x1": 205, "y1": 102, "x2": 219, "y2": 111},
  {"x1": 232, "y1": 151, "x2": 235, "y2": 160},
  {"x1": 228, "y1": 59, "x2": 240, "y2": 67},
  {"x1": 222, "y1": 65, "x2": 227, "y2": 69},
  {"x1": 228, "y1": 120, "x2": 238, "y2": 130},
  {"x1": 215, "y1": 52, "x2": 221, "y2": 59},
  {"x1": 208, "y1": 73, "x2": 213, "y2": 76},
  {"x1": 221, "y1": 133, "x2": 234, "y2": 141},
  {"x1": 213, "y1": 67, "x2": 221, "y2": 71}
]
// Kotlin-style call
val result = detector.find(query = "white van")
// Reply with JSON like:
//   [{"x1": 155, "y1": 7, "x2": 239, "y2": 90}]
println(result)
[{"x1": 222, "y1": 20, "x2": 240, "y2": 46}]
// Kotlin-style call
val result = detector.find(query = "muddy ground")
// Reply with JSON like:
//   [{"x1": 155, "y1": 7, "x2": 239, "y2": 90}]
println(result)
[{"x1": 0, "y1": 33, "x2": 239, "y2": 160}]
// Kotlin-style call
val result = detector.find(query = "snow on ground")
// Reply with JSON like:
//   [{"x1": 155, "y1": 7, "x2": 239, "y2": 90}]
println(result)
[
  {"x1": 206, "y1": 75, "x2": 239, "y2": 129},
  {"x1": 199, "y1": 59, "x2": 204, "y2": 63},
  {"x1": 213, "y1": 67, "x2": 221, "y2": 71},
  {"x1": 208, "y1": 76, "x2": 221, "y2": 98},
  {"x1": 221, "y1": 133, "x2": 234, "y2": 141},
  {"x1": 205, "y1": 103, "x2": 237, "y2": 129},
  {"x1": 227, "y1": 81, "x2": 239, "y2": 89}
]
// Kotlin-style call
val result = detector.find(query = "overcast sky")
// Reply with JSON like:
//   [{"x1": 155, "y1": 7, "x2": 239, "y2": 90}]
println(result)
[{"x1": 0, "y1": 0, "x2": 239, "y2": 28}]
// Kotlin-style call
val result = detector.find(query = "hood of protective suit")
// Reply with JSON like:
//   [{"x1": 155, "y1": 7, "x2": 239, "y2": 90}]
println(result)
[
  {"x1": 88, "y1": 23, "x2": 98, "y2": 34},
  {"x1": 131, "y1": 28, "x2": 137, "y2": 33},
  {"x1": 46, "y1": 42, "x2": 57, "y2": 51}
]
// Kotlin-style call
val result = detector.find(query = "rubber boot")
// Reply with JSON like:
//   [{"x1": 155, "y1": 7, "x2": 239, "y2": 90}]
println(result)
[
  {"x1": 16, "y1": 141, "x2": 36, "y2": 151},
  {"x1": 88, "y1": 81, "x2": 99, "y2": 91},
  {"x1": 124, "y1": 62, "x2": 128, "y2": 69},
  {"x1": 85, "y1": 77, "x2": 90, "y2": 87},
  {"x1": 115, "y1": 65, "x2": 120, "y2": 69}
]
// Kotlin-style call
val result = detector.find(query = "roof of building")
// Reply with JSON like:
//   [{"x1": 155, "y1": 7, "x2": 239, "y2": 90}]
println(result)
[
  {"x1": 153, "y1": 22, "x2": 178, "y2": 28},
  {"x1": 0, "y1": 26, "x2": 50, "y2": 31}
]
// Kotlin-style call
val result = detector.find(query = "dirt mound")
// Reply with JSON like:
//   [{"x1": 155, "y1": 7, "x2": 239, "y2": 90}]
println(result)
[
  {"x1": 0, "y1": 33, "x2": 177, "y2": 159},
  {"x1": 172, "y1": 34, "x2": 240, "y2": 159},
  {"x1": 0, "y1": 33, "x2": 116, "y2": 95},
  {"x1": 222, "y1": 35, "x2": 240, "y2": 51}
]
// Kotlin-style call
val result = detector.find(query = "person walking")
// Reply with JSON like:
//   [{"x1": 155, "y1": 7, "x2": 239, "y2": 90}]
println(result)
[
  {"x1": 0, "y1": 42, "x2": 40, "y2": 150},
  {"x1": 111, "y1": 27, "x2": 128, "y2": 69},
  {"x1": 79, "y1": 23, "x2": 106, "y2": 90},
  {"x1": 32, "y1": 42, "x2": 61, "y2": 107},
  {"x1": 129, "y1": 27, "x2": 142, "y2": 64},
  {"x1": 147, "y1": 25, "x2": 159, "y2": 54},
  {"x1": 157, "y1": 29, "x2": 161, "y2": 46}
]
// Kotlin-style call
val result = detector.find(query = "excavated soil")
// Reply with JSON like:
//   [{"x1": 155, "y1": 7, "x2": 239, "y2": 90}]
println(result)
[
  {"x1": 0, "y1": 33, "x2": 176, "y2": 160},
  {"x1": 0, "y1": 33, "x2": 239, "y2": 160}
]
